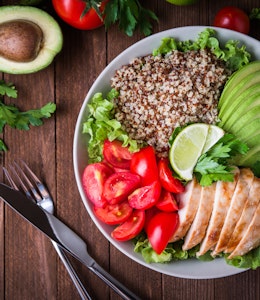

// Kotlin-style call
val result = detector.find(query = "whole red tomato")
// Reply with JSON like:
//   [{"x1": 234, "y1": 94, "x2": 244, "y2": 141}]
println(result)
[
  {"x1": 52, "y1": 0, "x2": 108, "y2": 30},
  {"x1": 213, "y1": 6, "x2": 250, "y2": 34}
]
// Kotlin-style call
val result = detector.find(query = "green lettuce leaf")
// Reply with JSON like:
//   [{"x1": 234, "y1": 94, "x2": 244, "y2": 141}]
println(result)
[
  {"x1": 153, "y1": 28, "x2": 251, "y2": 71},
  {"x1": 83, "y1": 90, "x2": 140, "y2": 163}
]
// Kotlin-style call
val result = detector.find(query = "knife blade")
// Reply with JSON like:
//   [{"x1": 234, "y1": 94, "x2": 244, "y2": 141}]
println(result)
[{"x1": 0, "y1": 183, "x2": 141, "y2": 300}]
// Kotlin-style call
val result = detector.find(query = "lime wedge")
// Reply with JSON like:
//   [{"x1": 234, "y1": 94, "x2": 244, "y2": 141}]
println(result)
[
  {"x1": 169, "y1": 123, "x2": 209, "y2": 181},
  {"x1": 202, "y1": 125, "x2": 225, "y2": 154}
]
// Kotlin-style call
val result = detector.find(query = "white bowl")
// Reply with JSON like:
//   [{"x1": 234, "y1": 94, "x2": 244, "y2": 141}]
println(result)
[{"x1": 73, "y1": 26, "x2": 260, "y2": 279}]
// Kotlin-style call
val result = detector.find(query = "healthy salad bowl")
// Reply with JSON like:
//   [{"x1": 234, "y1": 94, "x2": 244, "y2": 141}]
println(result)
[{"x1": 73, "y1": 26, "x2": 260, "y2": 279}]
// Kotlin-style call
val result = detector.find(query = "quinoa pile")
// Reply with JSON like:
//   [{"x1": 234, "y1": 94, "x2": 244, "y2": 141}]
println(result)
[{"x1": 111, "y1": 49, "x2": 230, "y2": 156}]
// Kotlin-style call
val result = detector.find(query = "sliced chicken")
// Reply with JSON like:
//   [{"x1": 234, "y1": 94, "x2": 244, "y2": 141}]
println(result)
[
  {"x1": 182, "y1": 182, "x2": 216, "y2": 250},
  {"x1": 228, "y1": 200, "x2": 260, "y2": 259},
  {"x1": 169, "y1": 177, "x2": 201, "y2": 243},
  {"x1": 225, "y1": 177, "x2": 260, "y2": 254},
  {"x1": 212, "y1": 168, "x2": 254, "y2": 256},
  {"x1": 197, "y1": 167, "x2": 240, "y2": 257}
]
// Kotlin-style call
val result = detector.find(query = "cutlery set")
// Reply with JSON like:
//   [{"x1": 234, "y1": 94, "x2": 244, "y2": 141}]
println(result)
[{"x1": 0, "y1": 161, "x2": 140, "y2": 300}]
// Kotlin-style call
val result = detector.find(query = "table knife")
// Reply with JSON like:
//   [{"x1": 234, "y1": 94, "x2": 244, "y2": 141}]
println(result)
[{"x1": 0, "y1": 183, "x2": 141, "y2": 300}]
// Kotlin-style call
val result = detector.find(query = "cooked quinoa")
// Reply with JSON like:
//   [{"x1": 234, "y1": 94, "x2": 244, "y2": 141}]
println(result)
[{"x1": 111, "y1": 49, "x2": 230, "y2": 156}]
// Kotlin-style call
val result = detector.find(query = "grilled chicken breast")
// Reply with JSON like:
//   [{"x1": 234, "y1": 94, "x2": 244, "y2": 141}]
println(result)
[
  {"x1": 225, "y1": 177, "x2": 260, "y2": 254},
  {"x1": 182, "y1": 182, "x2": 216, "y2": 251},
  {"x1": 169, "y1": 177, "x2": 201, "y2": 242},
  {"x1": 212, "y1": 168, "x2": 254, "y2": 256},
  {"x1": 197, "y1": 167, "x2": 240, "y2": 256},
  {"x1": 228, "y1": 200, "x2": 260, "y2": 259}
]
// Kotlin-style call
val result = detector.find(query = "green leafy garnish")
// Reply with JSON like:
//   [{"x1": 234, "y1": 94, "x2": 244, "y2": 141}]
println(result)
[
  {"x1": 194, "y1": 134, "x2": 249, "y2": 186},
  {"x1": 153, "y1": 28, "x2": 251, "y2": 71},
  {"x1": 83, "y1": 90, "x2": 140, "y2": 163},
  {"x1": 249, "y1": 8, "x2": 260, "y2": 20},
  {"x1": 0, "y1": 80, "x2": 56, "y2": 151},
  {"x1": 104, "y1": 0, "x2": 158, "y2": 36}
]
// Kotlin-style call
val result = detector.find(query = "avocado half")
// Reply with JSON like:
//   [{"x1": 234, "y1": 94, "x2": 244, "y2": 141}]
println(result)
[{"x1": 0, "y1": 6, "x2": 63, "y2": 74}]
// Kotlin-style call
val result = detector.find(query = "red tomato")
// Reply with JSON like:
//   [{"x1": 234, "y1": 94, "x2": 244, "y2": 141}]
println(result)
[
  {"x1": 213, "y1": 6, "x2": 250, "y2": 34},
  {"x1": 102, "y1": 172, "x2": 141, "y2": 204},
  {"x1": 128, "y1": 181, "x2": 161, "y2": 210},
  {"x1": 52, "y1": 0, "x2": 108, "y2": 30},
  {"x1": 158, "y1": 158, "x2": 185, "y2": 193},
  {"x1": 103, "y1": 139, "x2": 133, "y2": 169},
  {"x1": 156, "y1": 189, "x2": 178, "y2": 212},
  {"x1": 111, "y1": 210, "x2": 145, "y2": 241},
  {"x1": 82, "y1": 162, "x2": 113, "y2": 207},
  {"x1": 147, "y1": 212, "x2": 179, "y2": 254},
  {"x1": 93, "y1": 201, "x2": 133, "y2": 225},
  {"x1": 130, "y1": 146, "x2": 159, "y2": 186},
  {"x1": 144, "y1": 206, "x2": 159, "y2": 233}
]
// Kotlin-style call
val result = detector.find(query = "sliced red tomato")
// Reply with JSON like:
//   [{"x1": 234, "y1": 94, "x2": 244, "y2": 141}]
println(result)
[
  {"x1": 111, "y1": 210, "x2": 145, "y2": 241},
  {"x1": 82, "y1": 162, "x2": 113, "y2": 207},
  {"x1": 147, "y1": 212, "x2": 179, "y2": 254},
  {"x1": 52, "y1": 0, "x2": 108, "y2": 30},
  {"x1": 130, "y1": 146, "x2": 159, "y2": 186},
  {"x1": 158, "y1": 158, "x2": 185, "y2": 193},
  {"x1": 102, "y1": 172, "x2": 141, "y2": 204},
  {"x1": 156, "y1": 189, "x2": 178, "y2": 212},
  {"x1": 103, "y1": 139, "x2": 133, "y2": 169},
  {"x1": 128, "y1": 181, "x2": 161, "y2": 210},
  {"x1": 213, "y1": 6, "x2": 250, "y2": 34},
  {"x1": 144, "y1": 206, "x2": 159, "y2": 233},
  {"x1": 93, "y1": 201, "x2": 133, "y2": 225}
]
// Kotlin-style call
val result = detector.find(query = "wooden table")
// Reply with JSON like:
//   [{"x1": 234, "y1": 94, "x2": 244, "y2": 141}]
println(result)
[{"x1": 1, "y1": 0, "x2": 260, "y2": 299}]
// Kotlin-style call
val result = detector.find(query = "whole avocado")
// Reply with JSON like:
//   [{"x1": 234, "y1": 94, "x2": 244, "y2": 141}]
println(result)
[{"x1": 0, "y1": 5, "x2": 63, "y2": 74}]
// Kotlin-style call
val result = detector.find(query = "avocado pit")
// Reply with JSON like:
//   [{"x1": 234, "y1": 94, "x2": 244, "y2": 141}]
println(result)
[{"x1": 0, "y1": 19, "x2": 43, "y2": 62}]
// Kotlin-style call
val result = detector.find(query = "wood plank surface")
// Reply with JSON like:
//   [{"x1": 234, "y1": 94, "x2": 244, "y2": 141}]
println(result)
[{"x1": 0, "y1": 0, "x2": 260, "y2": 299}]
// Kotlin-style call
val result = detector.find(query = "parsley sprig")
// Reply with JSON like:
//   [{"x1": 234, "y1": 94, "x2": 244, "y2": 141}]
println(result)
[
  {"x1": 83, "y1": 0, "x2": 158, "y2": 36},
  {"x1": 0, "y1": 80, "x2": 56, "y2": 151},
  {"x1": 194, "y1": 134, "x2": 249, "y2": 186}
]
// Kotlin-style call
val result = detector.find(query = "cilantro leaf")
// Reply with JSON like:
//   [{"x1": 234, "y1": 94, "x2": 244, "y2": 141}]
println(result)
[
  {"x1": 0, "y1": 80, "x2": 17, "y2": 98},
  {"x1": 104, "y1": 0, "x2": 158, "y2": 36},
  {"x1": 194, "y1": 133, "x2": 249, "y2": 186},
  {"x1": 249, "y1": 8, "x2": 260, "y2": 20}
]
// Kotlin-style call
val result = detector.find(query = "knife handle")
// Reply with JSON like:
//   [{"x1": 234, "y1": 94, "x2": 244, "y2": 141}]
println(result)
[
  {"x1": 88, "y1": 261, "x2": 141, "y2": 300},
  {"x1": 52, "y1": 241, "x2": 92, "y2": 300}
]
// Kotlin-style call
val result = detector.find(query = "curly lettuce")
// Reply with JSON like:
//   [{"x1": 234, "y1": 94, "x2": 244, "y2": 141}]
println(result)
[
  {"x1": 153, "y1": 28, "x2": 251, "y2": 71},
  {"x1": 82, "y1": 89, "x2": 140, "y2": 163}
]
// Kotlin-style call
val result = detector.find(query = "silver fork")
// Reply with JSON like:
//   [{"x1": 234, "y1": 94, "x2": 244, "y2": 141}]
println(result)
[{"x1": 3, "y1": 160, "x2": 92, "y2": 300}]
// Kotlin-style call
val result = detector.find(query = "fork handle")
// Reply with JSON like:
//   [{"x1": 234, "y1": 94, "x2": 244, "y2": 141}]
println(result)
[{"x1": 52, "y1": 241, "x2": 92, "y2": 300}]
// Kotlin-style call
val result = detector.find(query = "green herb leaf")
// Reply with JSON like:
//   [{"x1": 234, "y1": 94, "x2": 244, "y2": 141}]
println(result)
[
  {"x1": 104, "y1": 0, "x2": 158, "y2": 36},
  {"x1": 249, "y1": 8, "x2": 260, "y2": 20},
  {"x1": 0, "y1": 80, "x2": 17, "y2": 98},
  {"x1": 194, "y1": 133, "x2": 249, "y2": 186}
]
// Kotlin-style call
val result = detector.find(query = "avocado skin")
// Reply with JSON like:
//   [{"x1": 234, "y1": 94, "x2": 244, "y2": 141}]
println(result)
[
  {"x1": 0, "y1": 6, "x2": 63, "y2": 74},
  {"x1": 218, "y1": 61, "x2": 260, "y2": 168}
]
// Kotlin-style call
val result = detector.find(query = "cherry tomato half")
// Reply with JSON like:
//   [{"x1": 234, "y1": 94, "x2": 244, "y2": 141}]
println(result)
[
  {"x1": 158, "y1": 158, "x2": 185, "y2": 193},
  {"x1": 103, "y1": 139, "x2": 133, "y2": 169},
  {"x1": 156, "y1": 189, "x2": 178, "y2": 212},
  {"x1": 147, "y1": 212, "x2": 179, "y2": 254},
  {"x1": 111, "y1": 210, "x2": 145, "y2": 241},
  {"x1": 93, "y1": 201, "x2": 133, "y2": 225},
  {"x1": 128, "y1": 181, "x2": 161, "y2": 210},
  {"x1": 82, "y1": 162, "x2": 113, "y2": 207},
  {"x1": 102, "y1": 172, "x2": 141, "y2": 204},
  {"x1": 213, "y1": 6, "x2": 250, "y2": 34},
  {"x1": 130, "y1": 146, "x2": 159, "y2": 186},
  {"x1": 52, "y1": 0, "x2": 108, "y2": 30}
]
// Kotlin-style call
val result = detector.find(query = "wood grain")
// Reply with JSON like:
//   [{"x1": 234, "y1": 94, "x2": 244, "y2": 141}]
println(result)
[{"x1": 0, "y1": 0, "x2": 260, "y2": 299}]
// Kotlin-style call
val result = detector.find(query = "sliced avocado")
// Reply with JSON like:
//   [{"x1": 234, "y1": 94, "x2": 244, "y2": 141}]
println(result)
[
  {"x1": 0, "y1": 6, "x2": 63, "y2": 74},
  {"x1": 237, "y1": 146, "x2": 260, "y2": 167},
  {"x1": 233, "y1": 118, "x2": 260, "y2": 141},
  {"x1": 218, "y1": 70, "x2": 260, "y2": 117},
  {"x1": 227, "y1": 106, "x2": 260, "y2": 133},
  {"x1": 219, "y1": 83, "x2": 260, "y2": 124},
  {"x1": 218, "y1": 61, "x2": 260, "y2": 109},
  {"x1": 220, "y1": 93, "x2": 260, "y2": 130}
]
